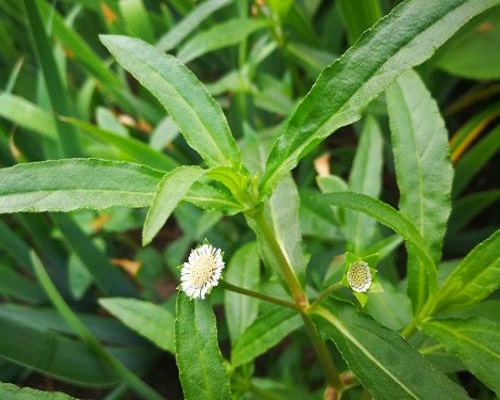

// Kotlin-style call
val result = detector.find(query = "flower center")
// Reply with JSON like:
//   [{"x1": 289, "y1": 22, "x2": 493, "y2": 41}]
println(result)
[
  {"x1": 347, "y1": 261, "x2": 372, "y2": 292},
  {"x1": 190, "y1": 255, "x2": 218, "y2": 289}
]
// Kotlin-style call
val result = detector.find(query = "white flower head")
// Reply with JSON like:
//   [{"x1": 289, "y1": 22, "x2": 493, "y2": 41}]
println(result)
[
  {"x1": 180, "y1": 243, "x2": 225, "y2": 299},
  {"x1": 346, "y1": 260, "x2": 372, "y2": 293}
]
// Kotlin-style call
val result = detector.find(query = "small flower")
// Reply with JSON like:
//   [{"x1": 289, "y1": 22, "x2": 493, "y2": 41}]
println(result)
[
  {"x1": 346, "y1": 260, "x2": 372, "y2": 293},
  {"x1": 180, "y1": 243, "x2": 225, "y2": 299}
]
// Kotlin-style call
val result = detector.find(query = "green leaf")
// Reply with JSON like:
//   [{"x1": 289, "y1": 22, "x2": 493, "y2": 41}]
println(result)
[
  {"x1": 232, "y1": 307, "x2": 302, "y2": 368},
  {"x1": 31, "y1": 252, "x2": 162, "y2": 399},
  {"x1": 0, "y1": 304, "x2": 143, "y2": 347},
  {"x1": 435, "y1": 300, "x2": 500, "y2": 323},
  {"x1": 286, "y1": 42, "x2": 336, "y2": 75},
  {"x1": 95, "y1": 107, "x2": 128, "y2": 138},
  {"x1": 449, "y1": 101, "x2": 500, "y2": 163},
  {"x1": 0, "y1": 218, "x2": 33, "y2": 271},
  {"x1": 387, "y1": 69, "x2": 453, "y2": 312},
  {"x1": 315, "y1": 192, "x2": 437, "y2": 292},
  {"x1": 317, "y1": 174, "x2": 348, "y2": 226},
  {"x1": 0, "y1": 93, "x2": 57, "y2": 140},
  {"x1": 175, "y1": 293, "x2": 231, "y2": 400},
  {"x1": 435, "y1": 229, "x2": 500, "y2": 311},
  {"x1": 422, "y1": 318, "x2": 500, "y2": 396},
  {"x1": 337, "y1": 0, "x2": 382, "y2": 44},
  {"x1": 0, "y1": 159, "x2": 163, "y2": 213},
  {"x1": 346, "y1": 115, "x2": 383, "y2": 253},
  {"x1": 66, "y1": 117, "x2": 178, "y2": 172},
  {"x1": 0, "y1": 263, "x2": 45, "y2": 303},
  {"x1": 100, "y1": 298, "x2": 175, "y2": 353},
  {"x1": 0, "y1": 313, "x2": 117, "y2": 386},
  {"x1": 52, "y1": 214, "x2": 136, "y2": 297},
  {"x1": 156, "y1": 0, "x2": 232, "y2": 52},
  {"x1": 143, "y1": 166, "x2": 205, "y2": 245},
  {"x1": 68, "y1": 251, "x2": 94, "y2": 300},
  {"x1": 177, "y1": 19, "x2": 271, "y2": 63},
  {"x1": 23, "y1": 0, "x2": 80, "y2": 157},
  {"x1": 119, "y1": 0, "x2": 155, "y2": 43},
  {"x1": 387, "y1": 69, "x2": 453, "y2": 261},
  {"x1": 314, "y1": 302, "x2": 471, "y2": 400},
  {"x1": 0, "y1": 313, "x2": 155, "y2": 386},
  {"x1": 453, "y1": 124, "x2": 500, "y2": 196},
  {"x1": 100, "y1": 35, "x2": 241, "y2": 169},
  {"x1": 224, "y1": 242, "x2": 260, "y2": 342},
  {"x1": 0, "y1": 382, "x2": 76, "y2": 400},
  {"x1": 247, "y1": 175, "x2": 309, "y2": 281},
  {"x1": 36, "y1": 0, "x2": 120, "y2": 88},
  {"x1": 260, "y1": 0, "x2": 500, "y2": 196},
  {"x1": 184, "y1": 182, "x2": 244, "y2": 213},
  {"x1": 364, "y1": 277, "x2": 412, "y2": 331},
  {"x1": 299, "y1": 189, "x2": 344, "y2": 241},
  {"x1": 448, "y1": 189, "x2": 500, "y2": 233},
  {"x1": 436, "y1": 7, "x2": 500, "y2": 80}
]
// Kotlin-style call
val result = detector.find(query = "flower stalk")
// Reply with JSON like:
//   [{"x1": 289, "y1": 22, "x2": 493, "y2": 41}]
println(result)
[{"x1": 220, "y1": 280, "x2": 301, "y2": 311}]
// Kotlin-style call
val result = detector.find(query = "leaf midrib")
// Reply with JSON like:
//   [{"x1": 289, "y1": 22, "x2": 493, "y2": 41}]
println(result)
[
  {"x1": 429, "y1": 322, "x2": 500, "y2": 361},
  {"x1": 1, "y1": 189, "x2": 154, "y2": 196},
  {"x1": 317, "y1": 308, "x2": 420, "y2": 399},
  {"x1": 110, "y1": 39, "x2": 233, "y2": 167}
]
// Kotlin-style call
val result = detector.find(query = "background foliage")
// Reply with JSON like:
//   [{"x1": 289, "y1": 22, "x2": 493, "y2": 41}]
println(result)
[{"x1": 0, "y1": 0, "x2": 499, "y2": 399}]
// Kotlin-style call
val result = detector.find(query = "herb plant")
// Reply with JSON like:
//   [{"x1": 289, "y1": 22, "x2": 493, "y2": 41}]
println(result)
[{"x1": 0, "y1": 0, "x2": 499, "y2": 399}]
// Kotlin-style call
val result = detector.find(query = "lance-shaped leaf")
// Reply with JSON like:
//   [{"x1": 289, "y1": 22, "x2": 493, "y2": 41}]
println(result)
[
  {"x1": 184, "y1": 182, "x2": 243, "y2": 214},
  {"x1": 177, "y1": 19, "x2": 271, "y2": 63},
  {"x1": 315, "y1": 192, "x2": 437, "y2": 292},
  {"x1": 266, "y1": 175, "x2": 309, "y2": 278},
  {"x1": 0, "y1": 159, "x2": 163, "y2": 213},
  {"x1": 453, "y1": 124, "x2": 500, "y2": 197},
  {"x1": 100, "y1": 298, "x2": 175, "y2": 353},
  {"x1": 0, "y1": 382, "x2": 76, "y2": 400},
  {"x1": 314, "y1": 302, "x2": 471, "y2": 400},
  {"x1": 52, "y1": 214, "x2": 137, "y2": 297},
  {"x1": 387, "y1": 69, "x2": 453, "y2": 312},
  {"x1": 100, "y1": 35, "x2": 241, "y2": 170},
  {"x1": 143, "y1": 166, "x2": 205, "y2": 245},
  {"x1": 175, "y1": 293, "x2": 231, "y2": 400},
  {"x1": 65, "y1": 117, "x2": 178, "y2": 171},
  {"x1": 224, "y1": 242, "x2": 260, "y2": 343},
  {"x1": 422, "y1": 317, "x2": 500, "y2": 396},
  {"x1": 435, "y1": 229, "x2": 500, "y2": 311},
  {"x1": 0, "y1": 313, "x2": 154, "y2": 386},
  {"x1": 0, "y1": 93, "x2": 57, "y2": 140},
  {"x1": 156, "y1": 0, "x2": 232, "y2": 52},
  {"x1": 387, "y1": 70, "x2": 452, "y2": 261},
  {"x1": 232, "y1": 307, "x2": 302, "y2": 368},
  {"x1": 23, "y1": 0, "x2": 80, "y2": 157},
  {"x1": 260, "y1": 0, "x2": 500, "y2": 196},
  {"x1": 346, "y1": 115, "x2": 383, "y2": 253}
]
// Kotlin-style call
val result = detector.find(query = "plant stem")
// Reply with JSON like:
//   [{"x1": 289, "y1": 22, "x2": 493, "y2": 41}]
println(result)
[
  {"x1": 309, "y1": 283, "x2": 343, "y2": 310},
  {"x1": 248, "y1": 208, "x2": 343, "y2": 392},
  {"x1": 400, "y1": 319, "x2": 418, "y2": 339},
  {"x1": 220, "y1": 280, "x2": 300, "y2": 311},
  {"x1": 302, "y1": 314, "x2": 343, "y2": 389},
  {"x1": 419, "y1": 343, "x2": 444, "y2": 355},
  {"x1": 401, "y1": 297, "x2": 436, "y2": 339},
  {"x1": 251, "y1": 208, "x2": 306, "y2": 306}
]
